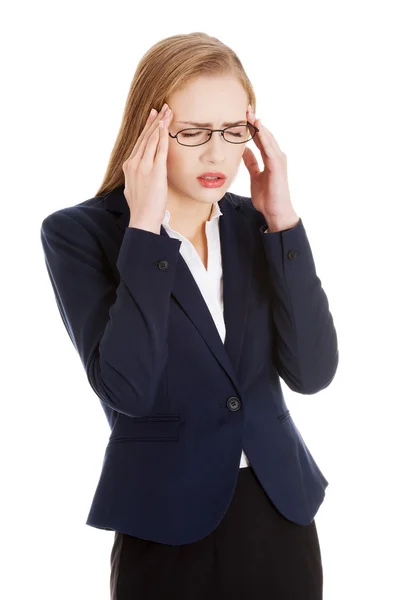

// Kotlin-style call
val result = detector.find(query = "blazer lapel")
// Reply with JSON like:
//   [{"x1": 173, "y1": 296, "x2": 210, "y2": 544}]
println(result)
[{"x1": 103, "y1": 186, "x2": 255, "y2": 389}]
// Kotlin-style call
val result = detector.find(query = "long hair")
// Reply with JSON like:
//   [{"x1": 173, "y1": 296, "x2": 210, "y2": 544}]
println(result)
[{"x1": 94, "y1": 32, "x2": 257, "y2": 198}]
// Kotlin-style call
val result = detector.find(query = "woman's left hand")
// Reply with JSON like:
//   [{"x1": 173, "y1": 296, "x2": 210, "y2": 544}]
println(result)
[{"x1": 242, "y1": 105, "x2": 299, "y2": 227}]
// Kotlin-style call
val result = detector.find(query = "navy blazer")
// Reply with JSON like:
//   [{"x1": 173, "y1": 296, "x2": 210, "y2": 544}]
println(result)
[{"x1": 40, "y1": 185, "x2": 338, "y2": 545}]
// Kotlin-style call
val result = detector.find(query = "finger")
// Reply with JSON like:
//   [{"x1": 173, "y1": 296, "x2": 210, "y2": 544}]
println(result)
[
  {"x1": 154, "y1": 110, "x2": 172, "y2": 167},
  {"x1": 247, "y1": 111, "x2": 282, "y2": 157},
  {"x1": 135, "y1": 105, "x2": 172, "y2": 164},
  {"x1": 258, "y1": 122, "x2": 282, "y2": 154},
  {"x1": 131, "y1": 106, "x2": 165, "y2": 163},
  {"x1": 242, "y1": 146, "x2": 260, "y2": 177},
  {"x1": 139, "y1": 120, "x2": 163, "y2": 170},
  {"x1": 135, "y1": 117, "x2": 160, "y2": 166},
  {"x1": 127, "y1": 109, "x2": 157, "y2": 162},
  {"x1": 141, "y1": 109, "x2": 172, "y2": 169},
  {"x1": 130, "y1": 104, "x2": 169, "y2": 162}
]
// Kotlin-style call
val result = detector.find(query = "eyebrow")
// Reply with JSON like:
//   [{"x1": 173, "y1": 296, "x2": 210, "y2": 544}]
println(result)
[{"x1": 176, "y1": 120, "x2": 247, "y2": 127}]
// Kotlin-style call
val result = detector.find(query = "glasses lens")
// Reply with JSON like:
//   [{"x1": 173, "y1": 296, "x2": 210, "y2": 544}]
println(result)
[
  {"x1": 177, "y1": 125, "x2": 255, "y2": 146},
  {"x1": 223, "y1": 125, "x2": 254, "y2": 144},
  {"x1": 177, "y1": 129, "x2": 210, "y2": 146}
]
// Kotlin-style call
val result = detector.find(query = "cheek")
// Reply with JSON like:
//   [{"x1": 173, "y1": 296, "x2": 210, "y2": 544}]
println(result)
[
  {"x1": 166, "y1": 149, "x2": 191, "y2": 183},
  {"x1": 166, "y1": 144, "x2": 190, "y2": 168},
  {"x1": 166, "y1": 147, "x2": 181, "y2": 171}
]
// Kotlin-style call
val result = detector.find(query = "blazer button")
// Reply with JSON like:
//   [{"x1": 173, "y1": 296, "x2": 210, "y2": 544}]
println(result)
[
  {"x1": 287, "y1": 250, "x2": 298, "y2": 260},
  {"x1": 157, "y1": 259, "x2": 169, "y2": 270},
  {"x1": 226, "y1": 396, "x2": 241, "y2": 411}
]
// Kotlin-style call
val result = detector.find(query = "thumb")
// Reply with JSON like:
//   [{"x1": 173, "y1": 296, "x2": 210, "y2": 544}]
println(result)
[{"x1": 242, "y1": 146, "x2": 260, "y2": 178}]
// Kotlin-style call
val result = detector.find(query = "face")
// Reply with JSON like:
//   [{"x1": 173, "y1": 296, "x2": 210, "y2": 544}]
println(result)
[{"x1": 165, "y1": 75, "x2": 250, "y2": 215}]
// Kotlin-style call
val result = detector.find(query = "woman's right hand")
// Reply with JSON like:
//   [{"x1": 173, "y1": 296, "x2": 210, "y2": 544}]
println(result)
[{"x1": 122, "y1": 103, "x2": 173, "y2": 229}]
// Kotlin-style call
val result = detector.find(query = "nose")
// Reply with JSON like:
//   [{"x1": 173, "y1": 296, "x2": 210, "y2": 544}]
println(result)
[{"x1": 203, "y1": 131, "x2": 226, "y2": 158}]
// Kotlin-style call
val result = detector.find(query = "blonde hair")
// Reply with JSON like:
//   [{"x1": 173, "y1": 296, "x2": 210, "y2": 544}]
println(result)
[{"x1": 94, "y1": 32, "x2": 257, "y2": 197}]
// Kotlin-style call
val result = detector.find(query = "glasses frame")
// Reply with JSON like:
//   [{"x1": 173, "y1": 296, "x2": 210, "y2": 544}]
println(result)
[{"x1": 168, "y1": 121, "x2": 259, "y2": 147}]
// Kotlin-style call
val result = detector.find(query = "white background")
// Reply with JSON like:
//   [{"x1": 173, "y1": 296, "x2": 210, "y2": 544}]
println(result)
[{"x1": 2, "y1": 1, "x2": 399, "y2": 598}]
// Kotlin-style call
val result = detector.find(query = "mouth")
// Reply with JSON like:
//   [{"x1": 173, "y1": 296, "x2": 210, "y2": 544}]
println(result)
[
  {"x1": 197, "y1": 175, "x2": 226, "y2": 188},
  {"x1": 197, "y1": 172, "x2": 226, "y2": 180}
]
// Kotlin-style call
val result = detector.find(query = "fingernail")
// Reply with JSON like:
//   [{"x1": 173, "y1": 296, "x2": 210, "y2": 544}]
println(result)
[{"x1": 150, "y1": 108, "x2": 156, "y2": 117}]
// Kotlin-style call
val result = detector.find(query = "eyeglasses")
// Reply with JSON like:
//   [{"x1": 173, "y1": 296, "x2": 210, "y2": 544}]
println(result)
[{"x1": 168, "y1": 121, "x2": 259, "y2": 147}]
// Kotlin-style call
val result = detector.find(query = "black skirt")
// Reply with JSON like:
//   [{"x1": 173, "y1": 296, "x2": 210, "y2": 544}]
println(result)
[{"x1": 110, "y1": 465, "x2": 323, "y2": 599}]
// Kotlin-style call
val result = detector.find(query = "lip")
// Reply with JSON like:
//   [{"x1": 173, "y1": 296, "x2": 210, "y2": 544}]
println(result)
[
  {"x1": 197, "y1": 172, "x2": 226, "y2": 179},
  {"x1": 197, "y1": 176, "x2": 226, "y2": 188}
]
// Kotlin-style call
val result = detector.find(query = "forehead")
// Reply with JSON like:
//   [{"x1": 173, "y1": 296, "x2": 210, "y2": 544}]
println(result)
[
  {"x1": 176, "y1": 119, "x2": 247, "y2": 127},
  {"x1": 168, "y1": 75, "x2": 248, "y2": 127}
]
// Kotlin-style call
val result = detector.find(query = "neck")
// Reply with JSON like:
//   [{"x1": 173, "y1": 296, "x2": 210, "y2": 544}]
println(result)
[{"x1": 166, "y1": 197, "x2": 214, "y2": 239}]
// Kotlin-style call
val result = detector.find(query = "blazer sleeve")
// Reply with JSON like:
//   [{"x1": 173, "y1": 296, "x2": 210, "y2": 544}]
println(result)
[
  {"x1": 259, "y1": 217, "x2": 339, "y2": 394},
  {"x1": 40, "y1": 210, "x2": 182, "y2": 418}
]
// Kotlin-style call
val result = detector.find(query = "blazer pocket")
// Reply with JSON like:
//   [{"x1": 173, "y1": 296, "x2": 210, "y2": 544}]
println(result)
[{"x1": 108, "y1": 413, "x2": 180, "y2": 443}]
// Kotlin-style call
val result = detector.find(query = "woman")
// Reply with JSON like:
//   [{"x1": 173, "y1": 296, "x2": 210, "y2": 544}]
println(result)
[{"x1": 40, "y1": 32, "x2": 338, "y2": 599}]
